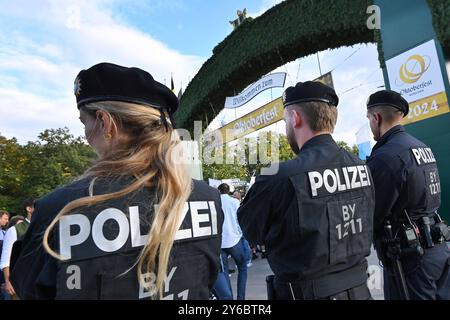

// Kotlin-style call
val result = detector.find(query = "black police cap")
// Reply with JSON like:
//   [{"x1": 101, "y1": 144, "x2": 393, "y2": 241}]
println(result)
[
  {"x1": 366, "y1": 90, "x2": 409, "y2": 117},
  {"x1": 282, "y1": 81, "x2": 339, "y2": 108},
  {"x1": 74, "y1": 62, "x2": 179, "y2": 116}
]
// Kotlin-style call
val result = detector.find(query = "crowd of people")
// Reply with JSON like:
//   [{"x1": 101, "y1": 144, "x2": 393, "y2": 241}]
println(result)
[
  {"x1": 0, "y1": 198, "x2": 35, "y2": 300},
  {"x1": 1, "y1": 62, "x2": 448, "y2": 300}
]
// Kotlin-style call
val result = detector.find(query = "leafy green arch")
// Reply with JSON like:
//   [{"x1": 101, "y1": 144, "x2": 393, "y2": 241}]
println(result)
[
  {"x1": 428, "y1": 0, "x2": 450, "y2": 48},
  {"x1": 175, "y1": 0, "x2": 450, "y2": 132}
]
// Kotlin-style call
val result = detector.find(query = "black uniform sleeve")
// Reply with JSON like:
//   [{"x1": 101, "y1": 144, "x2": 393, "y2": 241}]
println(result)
[
  {"x1": 209, "y1": 189, "x2": 223, "y2": 289},
  {"x1": 367, "y1": 156, "x2": 402, "y2": 233},
  {"x1": 189, "y1": 180, "x2": 224, "y2": 292},
  {"x1": 237, "y1": 175, "x2": 274, "y2": 245},
  {"x1": 10, "y1": 197, "x2": 58, "y2": 299},
  {"x1": 11, "y1": 180, "x2": 89, "y2": 299}
]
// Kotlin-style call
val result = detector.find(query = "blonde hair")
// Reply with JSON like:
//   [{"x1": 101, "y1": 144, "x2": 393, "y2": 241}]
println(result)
[
  {"x1": 294, "y1": 101, "x2": 338, "y2": 132},
  {"x1": 43, "y1": 101, "x2": 192, "y2": 299}
]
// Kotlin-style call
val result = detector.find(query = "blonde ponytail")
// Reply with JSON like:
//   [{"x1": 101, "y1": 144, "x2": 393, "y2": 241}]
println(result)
[{"x1": 43, "y1": 101, "x2": 192, "y2": 299}]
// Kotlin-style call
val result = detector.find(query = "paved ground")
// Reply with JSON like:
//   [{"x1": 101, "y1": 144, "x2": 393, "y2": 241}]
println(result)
[{"x1": 227, "y1": 247, "x2": 385, "y2": 300}]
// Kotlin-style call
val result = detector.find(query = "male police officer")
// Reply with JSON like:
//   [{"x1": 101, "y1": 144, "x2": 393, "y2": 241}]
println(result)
[
  {"x1": 366, "y1": 90, "x2": 450, "y2": 300},
  {"x1": 238, "y1": 81, "x2": 375, "y2": 300}
]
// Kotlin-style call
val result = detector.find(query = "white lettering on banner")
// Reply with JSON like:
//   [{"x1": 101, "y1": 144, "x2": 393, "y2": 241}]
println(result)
[
  {"x1": 66, "y1": 265, "x2": 81, "y2": 290},
  {"x1": 224, "y1": 73, "x2": 286, "y2": 109},
  {"x1": 308, "y1": 165, "x2": 371, "y2": 197},
  {"x1": 233, "y1": 106, "x2": 279, "y2": 133},
  {"x1": 59, "y1": 202, "x2": 219, "y2": 259},
  {"x1": 411, "y1": 147, "x2": 436, "y2": 166}
]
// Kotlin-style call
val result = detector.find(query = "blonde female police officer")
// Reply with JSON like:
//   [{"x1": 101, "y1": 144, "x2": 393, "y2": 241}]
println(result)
[
  {"x1": 238, "y1": 81, "x2": 375, "y2": 300},
  {"x1": 10, "y1": 63, "x2": 223, "y2": 300}
]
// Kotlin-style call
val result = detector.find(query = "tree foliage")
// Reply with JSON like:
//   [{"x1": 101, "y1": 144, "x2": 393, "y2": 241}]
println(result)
[
  {"x1": 336, "y1": 141, "x2": 359, "y2": 157},
  {"x1": 0, "y1": 128, "x2": 96, "y2": 214},
  {"x1": 428, "y1": 0, "x2": 450, "y2": 50},
  {"x1": 202, "y1": 133, "x2": 360, "y2": 183},
  {"x1": 176, "y1": 0, "x2": 450, "y2": 133},
  {"x1": 176, "y1": 0, "x2": 375, "y2": 132},
  {"x1": 202, "y1": 131, "x2": 296, "y2": 182}
]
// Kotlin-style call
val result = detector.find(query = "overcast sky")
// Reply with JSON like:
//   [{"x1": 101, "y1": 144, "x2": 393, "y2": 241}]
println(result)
[{"x1": 0, "y1": 0, "x2": 383, "y2": 146}]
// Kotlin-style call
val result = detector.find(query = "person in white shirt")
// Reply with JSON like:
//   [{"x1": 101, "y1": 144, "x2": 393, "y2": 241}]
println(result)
[
  {"x1": 232, "y1": 192, "x2": 253, "y2": 267},
  {"x1": 1, "y1": 198, "x2": 34, "y2": 298},
  {"x1": 0, "y1": 210, "x2": 10, "y2": 300},
  {"x1": 0, "y1": 211, "x2": 9, "y2": 242},
  {"x1": 213, "y1": 183, "x2": 248, "y2": 300}
]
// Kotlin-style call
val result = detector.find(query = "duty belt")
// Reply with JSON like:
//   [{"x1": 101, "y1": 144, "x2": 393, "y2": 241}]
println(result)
[
  {"x1": 273, "y1": 263, "x2": 369, "y2": 300},
  {"x1": 409, "y1": 212, "x2": 449, "y2": 247}
]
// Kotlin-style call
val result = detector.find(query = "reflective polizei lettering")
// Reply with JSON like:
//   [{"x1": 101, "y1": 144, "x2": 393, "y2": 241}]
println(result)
[
  {"x1": 58, "y1": 201, "x2": 219, "y2": 259},
  {"x1": 308, "y1": 165, "x2": 371, "y2": 197},
  {"x1": 411, "y1": 147, "x2": 436, "y2": 166}
]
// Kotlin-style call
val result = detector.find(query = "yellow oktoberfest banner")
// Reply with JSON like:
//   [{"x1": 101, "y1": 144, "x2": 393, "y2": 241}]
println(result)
[
  {"x1": 401, "y1": 91, "x2": 449, "y2": 125},
  {"x1": 206, "y1": 97, "x2": 283, "y2": 147}
]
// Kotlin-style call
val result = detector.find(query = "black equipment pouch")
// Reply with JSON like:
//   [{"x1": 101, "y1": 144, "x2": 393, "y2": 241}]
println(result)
[
  {"x1": 399, "y1": 223, "x2": 424, "y2": 259},
  {"x1": 432, "y1": 213, "x2": 450, "y2": 242},
  {"x1": 419, "y1": 216, "x2": 434, "y2": 249},
  {"x1": 397, "y1": 210, "x2": 424, "y2": 259},
  {"x1": 431, "y1": 223, "x2": 450, "y2": 242},
  {"x1": 266, "y1": 275, "x2": 276, "y2": 300}
]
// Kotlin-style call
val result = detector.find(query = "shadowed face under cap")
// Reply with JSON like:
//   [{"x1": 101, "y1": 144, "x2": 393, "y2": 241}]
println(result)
[
  {"x1": 282, "y1": 81, "x2": 339, "y2": 108},
  {"x1": 73, "y1": 62, "x2": 179, "y2": 116},
  {"x1": 366, "y1": 90, "x2": 409, "y2": 117}
]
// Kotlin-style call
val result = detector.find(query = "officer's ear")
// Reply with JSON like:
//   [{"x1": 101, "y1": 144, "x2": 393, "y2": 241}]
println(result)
[
  {"x1": 291, "y1": 108, "x2": 303, "y2": 129},
  {"x1": 372, "y1": 112, "x2": 382, "y2": 127},
  {"x1": 96, "y1": 110, "x2": 114, "y2": 136}
]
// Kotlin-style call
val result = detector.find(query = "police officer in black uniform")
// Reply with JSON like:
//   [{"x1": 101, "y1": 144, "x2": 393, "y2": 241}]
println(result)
[
  {"x1": 238, "y1": 81, "x2": 375, "y2": 300},
  {"x1": 366, "y1": 90, "x2": 450, "y2": 300},
  {"x1": 10, "y1": 63, "x2": 223, "y2": 300}
]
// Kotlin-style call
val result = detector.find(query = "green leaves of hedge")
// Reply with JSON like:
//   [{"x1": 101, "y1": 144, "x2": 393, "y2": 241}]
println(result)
[
  {"x1": 175, "y1": 0, "x2": 375, "y2": 132},
  {"x1": 428, "y1": 0, "x2": 450, "y2": 48},
  {"x1": 176, "y1": 0, "x2": 450, "y2": 134}
]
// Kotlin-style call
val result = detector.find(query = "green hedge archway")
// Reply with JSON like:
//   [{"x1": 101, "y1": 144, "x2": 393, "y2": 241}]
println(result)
[{"x1": 175, "y1": 0, "x2": 450, "y2": 133}]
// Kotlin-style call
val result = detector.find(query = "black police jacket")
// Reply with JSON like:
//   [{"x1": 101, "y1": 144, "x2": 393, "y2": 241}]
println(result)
[
  {"x1": 367, "y1": 125, "x2": 441, "y2": 235},
  {"x1": 10, "y1": 177, "x2": 223, "y2": 300},
  {"x1": 238, "y1": 134, "x2": 375, "y2": 281}
]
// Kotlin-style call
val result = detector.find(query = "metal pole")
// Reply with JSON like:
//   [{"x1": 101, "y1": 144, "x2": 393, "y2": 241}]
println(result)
[{"x1": 317, "y1": 53, "x2": 322, "y2": 76}]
